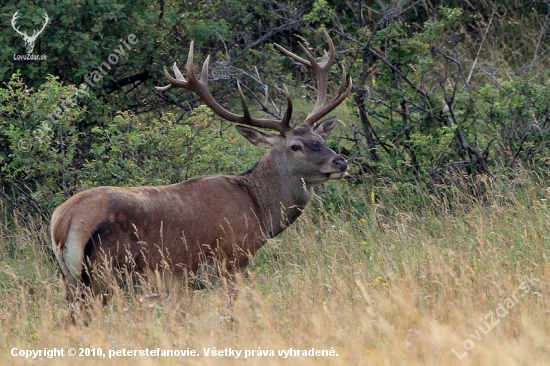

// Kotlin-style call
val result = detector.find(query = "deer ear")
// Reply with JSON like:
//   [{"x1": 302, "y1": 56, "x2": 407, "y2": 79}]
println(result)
[
  {"x1": 236, "y1": 125, "x2": 281, "y2": 147},
  {"x1": 313, "y1": 116, "x2": 338, "y2": 140}
]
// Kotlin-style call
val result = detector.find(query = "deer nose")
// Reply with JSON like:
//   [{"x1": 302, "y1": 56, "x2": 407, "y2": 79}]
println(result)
[{"x1": 332, "y1": 157, "x2": 348, "y2": 172}]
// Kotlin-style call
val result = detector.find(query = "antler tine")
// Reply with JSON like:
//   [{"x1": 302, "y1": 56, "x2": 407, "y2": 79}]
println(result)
[
  {"x1": 156, "y1": 42, "x2": 292, "y2": 134},
  {"x1": 280, "y1": 84, "x2": 293, "y2": 130},
  {"x1": 185, "y1": 41, "x2": 199, "y2": 85},
  {"x1": 11, "y1": 11, "x2": 26, "y2": 37},
  {"x1": 305, "y1": 70, "x2": 352, "y2": 125},
  {"x1": 34, "y1": 13, "x2": 49, "y2": 37},
  {"x1": 275, "y1": 43, "x2": 310, "y2": 66},
  {"x1": 173, "y1": 61, "x2": 186, "y2": 82},
  {"x1": 236, "y1": 81, "x2": 252, "y2": 122},
  {"x1": 275, "y1": 30, "x2": 352, "y2": 126}
]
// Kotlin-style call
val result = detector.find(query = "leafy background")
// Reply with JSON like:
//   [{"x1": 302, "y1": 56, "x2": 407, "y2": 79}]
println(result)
[{"x1": 2, "y1": 0, "x2": 550, "y2": 224}]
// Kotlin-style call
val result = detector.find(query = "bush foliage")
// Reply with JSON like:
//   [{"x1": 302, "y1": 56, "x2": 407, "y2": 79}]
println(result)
[{"x1": 2, "y1": 0, "x2": 550, "y2": 219}]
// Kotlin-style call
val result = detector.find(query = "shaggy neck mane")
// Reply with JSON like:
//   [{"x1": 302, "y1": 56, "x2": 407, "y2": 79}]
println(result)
[{"x1": 239, "y1": 154, "x2": 313, "y2": 238}]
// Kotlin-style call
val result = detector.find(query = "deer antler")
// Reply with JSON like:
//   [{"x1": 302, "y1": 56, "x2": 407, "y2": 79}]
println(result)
[
  {"x1": 31, "y1": 13, "x2": 49, "y2": 40},
  {"x1": 156, "y1": 42, "x2": 293, "y2": 134},
  {"x1": 11, "y1": 11, "x2": 26, "y2": 38},
  {"x1": 11, "y1": 11, "x2": 49, "y2": 40},
  {"x1": 274, "y1": 30, "x2": 352, "y2": 125}
]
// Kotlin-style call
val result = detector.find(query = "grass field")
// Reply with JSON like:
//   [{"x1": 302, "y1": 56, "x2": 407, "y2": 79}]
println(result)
[{"x1": 1, "y1": 177, "x2": 549, "y2": 365}]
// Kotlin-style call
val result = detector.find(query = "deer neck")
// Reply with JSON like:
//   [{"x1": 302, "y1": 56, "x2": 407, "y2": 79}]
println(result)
[{"x1": 242, "y1": 154, "x2": 313, "y2": 238}]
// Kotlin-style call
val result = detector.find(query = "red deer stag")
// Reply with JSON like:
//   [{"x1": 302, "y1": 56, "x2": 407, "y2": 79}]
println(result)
[{"x1": 50, "y1": 31, "x2": 352, "y2": 303}]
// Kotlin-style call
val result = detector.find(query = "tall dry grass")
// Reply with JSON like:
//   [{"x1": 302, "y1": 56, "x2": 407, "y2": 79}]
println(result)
[{"x1": 1, "y1": 179, "x2": 549, "y2": 365}]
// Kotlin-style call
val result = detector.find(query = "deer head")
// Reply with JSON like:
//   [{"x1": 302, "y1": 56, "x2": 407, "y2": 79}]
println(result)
[
  {"x1": 11, "y1": 11, "x2": 49, "y2": 54},
  {"x1": 156, "y1": 30, "x2": 351, "y2": 183}
]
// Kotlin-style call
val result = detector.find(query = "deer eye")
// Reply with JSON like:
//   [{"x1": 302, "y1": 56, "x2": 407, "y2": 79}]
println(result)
[{"x1": 290, "y1": 144, "x2": 301, "y2": 151}]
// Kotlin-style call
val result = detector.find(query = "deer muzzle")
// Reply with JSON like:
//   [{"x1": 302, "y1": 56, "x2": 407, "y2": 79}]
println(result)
[{"x1": 326, "y1": 156, "x2": 348, "y2": 179}]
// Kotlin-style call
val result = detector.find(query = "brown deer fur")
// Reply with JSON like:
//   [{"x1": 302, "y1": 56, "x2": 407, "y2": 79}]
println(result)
[{"x1": 50, "y1": 32, "x2": 351, "y2": 303}]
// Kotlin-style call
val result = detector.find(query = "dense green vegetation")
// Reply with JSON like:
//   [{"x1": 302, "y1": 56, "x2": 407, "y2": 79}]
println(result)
[{"x1": 2, "y1": 0, "x2": 550, "y2": 223}]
